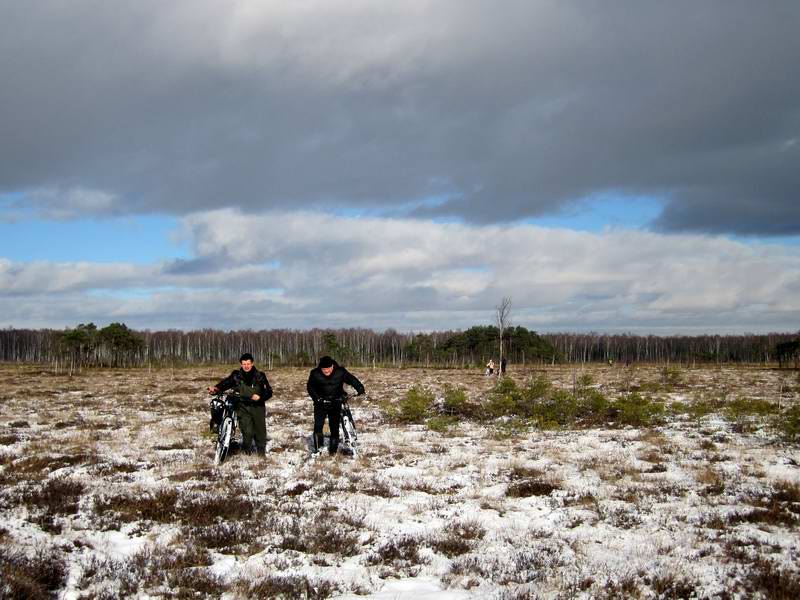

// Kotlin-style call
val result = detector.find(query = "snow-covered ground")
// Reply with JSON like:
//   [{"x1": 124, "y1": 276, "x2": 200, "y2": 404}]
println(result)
[{"x1": 1, "y1": 363, "x2": 798, "y2": 599}]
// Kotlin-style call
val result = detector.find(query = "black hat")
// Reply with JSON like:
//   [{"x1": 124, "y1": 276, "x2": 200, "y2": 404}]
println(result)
[
  {"x1": 240, "y1": 352, "x2": 255, "y2": 362},
  {"x1": 318, "y1": 356, "x2": 334, "y2": 368}
]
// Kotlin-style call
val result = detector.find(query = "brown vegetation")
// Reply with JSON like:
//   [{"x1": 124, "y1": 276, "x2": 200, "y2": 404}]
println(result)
[{"x1": 0, "y1": 362, "x2": 798, "y2": 598}]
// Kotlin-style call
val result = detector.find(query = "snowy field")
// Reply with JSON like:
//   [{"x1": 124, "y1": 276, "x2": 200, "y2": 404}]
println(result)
[{"x1": 1, "y1": 363, "x2": 799, "y2": 599}]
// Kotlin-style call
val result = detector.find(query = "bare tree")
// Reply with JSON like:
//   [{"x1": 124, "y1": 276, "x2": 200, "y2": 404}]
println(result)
[{"x1": 495, "y1": 296, "x2": 512, "y2": 373}]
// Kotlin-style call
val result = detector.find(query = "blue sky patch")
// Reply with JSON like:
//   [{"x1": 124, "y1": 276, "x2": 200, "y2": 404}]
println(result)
[
  {"x1": 527, "y1": 195, "x2": 665, "y2": 232},
  {"x1": 0, "y1": 215, "x2": 189, "y2": 264}
]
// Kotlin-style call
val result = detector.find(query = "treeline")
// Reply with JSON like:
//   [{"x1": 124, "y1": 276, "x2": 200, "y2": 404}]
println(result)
[
  {"x1": 543, "y1": 332, "x2": 798, "y2": 365},
  {"x1": 0, "y1": 324, "x2": 797, "y2": 371}
]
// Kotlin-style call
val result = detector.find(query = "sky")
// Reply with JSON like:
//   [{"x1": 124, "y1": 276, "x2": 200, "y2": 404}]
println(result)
[{"x1": 1, "y1": 0, "x2": 799, "y2": 334}]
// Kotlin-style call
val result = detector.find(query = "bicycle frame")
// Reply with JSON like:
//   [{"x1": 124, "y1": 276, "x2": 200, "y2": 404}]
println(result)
[
  {"x1": 310, "y1": 393, "x2": 360, "y2": 456},
  {"x1": 339, "y1": 394, "x2": 359, "y2": 456},
  {"x1": 211, "y1": 392, "x2": 239, "y2": 466}
]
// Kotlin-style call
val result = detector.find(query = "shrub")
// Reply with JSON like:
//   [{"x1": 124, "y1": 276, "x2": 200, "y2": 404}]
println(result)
[
  {"x1": 507, "y1": 479, "x2": 558, "y2": 498},
  {"x1": 486, "y1": 376, "x2": 611, "y2": 429},
  {"x1": 506, "y1": 466, "x2": 560, "y2": 498},
  {"x1": 179, "y1": 492, "x2": 255, "y2": 526},
  {"x1": 23, "y1": 477, "x2": 86, "y2": 533},
  {"x1": 493, "y1": 587, "x2": 540, "y2": 600},
  {"x1": 514, "y1": 376, "x2": 552, "y2": 418},
  {"x1": 366, "y1": 535, "x2": 426, "y2": 568},
  {"x1": 576, "y1": 389, "x2": 611, "y2": 425},
  {"x1": 523, "y1": 374, "x2": 552, "y2": 400},
  {"x1": 129, "y1": 543, "x2": 213, "y2": 574},
  {"x1": 724, "y1": 397, "x2": 777, "y2": 421},
  {"x1": 428, "y1": 519, "x2": 486, "y2": 557},
  {"x1": 532, "y1": 390, "x2": 577, "y2": 428},
  {"x1": 11, "y1": 453, "x2": 97, "y2": 475},
  {"x1": 190, "y1": 521, "x2": 264, "y2": 554},
  {"x1": 486, "y1": 376, "x2": 556, "y2": 421},
  {"x1": 358, "y1": 476, "x2": 397, "y2": 498},
  {"x1": 94, "y1": 488, "x2": 180, "y2": 525},
  {"x1": 486, "y1": 378, "x2": 524, "y2": 418},
  {"x1": 427, "y1": 415, "x2": 459, "y2": 433},
  {"x1": 490, "y1": 417, "x2": 533, "y2": 439},
  {"x1": 395, "y1": 386, "x2": 435, "y2": 423},
  {"x1": 728, "y1": 483, "x2": 800, "y2": 528},
  {"x1": 278, "y1": 517, "x2": 311, "y2": 553},
  {"x1": 25, "y1": 477, "x2": 84, "y2": 515},
  {"x1": 744, "y1": 557, "x2": 800, "y2": 599},
  {"x1": 648, "y1": 573, "x2": 698, "y2": 598},
  {"x1": 685, "y1": 397, "x2": 719, "y2": 420},
  {"x1": 237, "y1": 574, "x2": 337, "y2": 600},
  {"x1": 485, "y1": 392, "x2": 518, "y2": 419},
  {"x1": 773, "y1": 480, "x2": 800, "y2": 503},
  {"x1": 162, "y1": 569, "x2": 226, "y2": 597},
  {"x1": 0, "y1": 546, "x2": 68, "y2": 600},
  {"x1": 442, "y1": 384, "x2": 475, "y2": 417},
  {"x1": 774, "y1": 405, "x2": 800, "y2": 442},
  {"x1": 611, "y1": 393, "x2": 664, "y2": 427},
  {"x1": 428, "y1": 531, "x2": 472, "y2": 557},
  {"x1": 660, "y1": 366, "x2": 684, "y2": 388}
]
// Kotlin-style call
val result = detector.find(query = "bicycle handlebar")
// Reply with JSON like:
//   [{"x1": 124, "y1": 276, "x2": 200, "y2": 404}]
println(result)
[
  {"x1": 209, "y1": 390, "x2": 239, "y2": 403},
  {"x1": 312, "y1": 392, "x2": 365, "y2": 403}
]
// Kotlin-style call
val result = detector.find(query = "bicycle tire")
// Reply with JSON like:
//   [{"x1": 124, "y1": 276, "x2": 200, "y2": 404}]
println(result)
[
  {"x1": 341, "y1": 413, "x2": 358, "y2": 454},
  {"x1": 214, "y1": 417, "x2": 233, "y2": 466}
]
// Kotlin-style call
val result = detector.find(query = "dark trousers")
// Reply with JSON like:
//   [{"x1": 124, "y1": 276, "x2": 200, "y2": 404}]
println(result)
[
  {"x1": 313, "y1": 401, "x2": 341, "y2": 454},
  {"x1": 237, "y1": 403, "x2": 267, "y2": 454}
]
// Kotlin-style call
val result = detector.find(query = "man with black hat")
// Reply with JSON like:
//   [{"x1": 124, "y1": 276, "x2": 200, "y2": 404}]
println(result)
[
  {"x1": 307, "y1": 355, "x2": 365, "y2": 455},
  {"x1": 208, "y1": 353, "x2": 273, "y2": 455}
]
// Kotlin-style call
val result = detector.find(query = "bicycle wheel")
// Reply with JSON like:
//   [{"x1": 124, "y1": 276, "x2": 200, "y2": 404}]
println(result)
[
  {"x1": 214, "y1": 417, "x2": 233, "y2": 466},
  {"x1": 341, "y1": 412, "x2": 358, "y2": 455}
]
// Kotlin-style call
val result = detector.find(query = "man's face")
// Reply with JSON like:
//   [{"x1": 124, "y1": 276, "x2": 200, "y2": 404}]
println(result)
[
  {"x1": 321, "y1": 365, "x2": 334, "y2": 377},
  {"x1": 241, "y1": 359, "x2": 254, "y2": 372}
]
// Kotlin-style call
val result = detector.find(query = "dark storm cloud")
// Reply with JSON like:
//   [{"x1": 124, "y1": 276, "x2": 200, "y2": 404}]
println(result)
[{"x1": 1, "y1": 1, "x2": 798, "y2": 233}]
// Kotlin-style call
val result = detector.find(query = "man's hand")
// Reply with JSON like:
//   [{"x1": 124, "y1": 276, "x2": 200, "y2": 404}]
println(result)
[
  {"x1": 251, "y1": 394, "x2": 260, "y2": 401},
  {"x1": 208, "y1": 386, "x2": 218, "y2": 394}
]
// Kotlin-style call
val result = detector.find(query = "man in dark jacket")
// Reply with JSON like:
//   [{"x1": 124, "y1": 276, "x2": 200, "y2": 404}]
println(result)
[
  {"x1": 208, "y1": 353, "x2": 273, "y2": 455},
  {"x1": 307, "y1": 355, "x2": 365, "y2": 455}
]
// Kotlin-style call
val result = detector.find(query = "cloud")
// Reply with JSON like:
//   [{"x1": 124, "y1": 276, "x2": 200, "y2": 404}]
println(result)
[
  {"x1": 0, "y1": 258, "x2": 153, "y2": 294},
  {"x1": 9, "y1": 188, "x2": 123, "y2": 221},
  {"x1": 2, "y1": 210, "x2": 798, "y2": 332},
  {"x1": 1, "y1": 1, "x2": 798, "y2": 234}
]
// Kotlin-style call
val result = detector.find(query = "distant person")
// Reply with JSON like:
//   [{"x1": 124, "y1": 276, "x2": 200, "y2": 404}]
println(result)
[
  {"x1": 500, "y1": 357, "x2": 507, "y2": 375},
  {"x1": 486, "y1": 359, "x2": 495, "y2": 376},
  {"x1": 307, "y1": 356, "x2": 365, "y2": 455},
  {"x1": 208, "y1": 353, "x2": 273, "y2": 455}
]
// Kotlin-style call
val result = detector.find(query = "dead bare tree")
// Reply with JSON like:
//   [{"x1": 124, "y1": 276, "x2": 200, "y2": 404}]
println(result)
[{"x1": 495, "y1": 296, "x2": 512, "y2": 374}]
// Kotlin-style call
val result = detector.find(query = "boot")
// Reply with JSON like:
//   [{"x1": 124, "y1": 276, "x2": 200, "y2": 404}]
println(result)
[
  {"x1": 314, "y1": 433, "x2": 325, "y2": 453},
  {"x1": 329, "y1": 437, "x2": 339, "y2": 455}
]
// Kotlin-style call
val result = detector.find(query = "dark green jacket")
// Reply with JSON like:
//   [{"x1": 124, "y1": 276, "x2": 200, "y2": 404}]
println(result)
[{"x1": 215, "y1": 368, "x2": 273, "y2": 407}]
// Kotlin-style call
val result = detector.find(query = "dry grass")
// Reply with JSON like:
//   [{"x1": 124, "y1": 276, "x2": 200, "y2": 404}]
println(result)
[
  {"x1": 0, "y1": 363, "x2": 798, "y2": 598},
  {"x1": 236, "y1": 573, "x2": 338, "y2": 600},
  {"x1": 0, "y1": 546, "x2": 68, "y2": 600}
]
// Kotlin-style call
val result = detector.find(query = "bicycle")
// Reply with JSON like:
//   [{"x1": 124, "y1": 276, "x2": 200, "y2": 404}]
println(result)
[
  {"x1": 309, "y1": 393, "x2": 361, "y2": 457},
  {"x1": 210, "y1": 391, "x2": 239, "y2": 466},
  {"x1": 339, "y1": 393, "x2": 359, "y2": 456}
]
